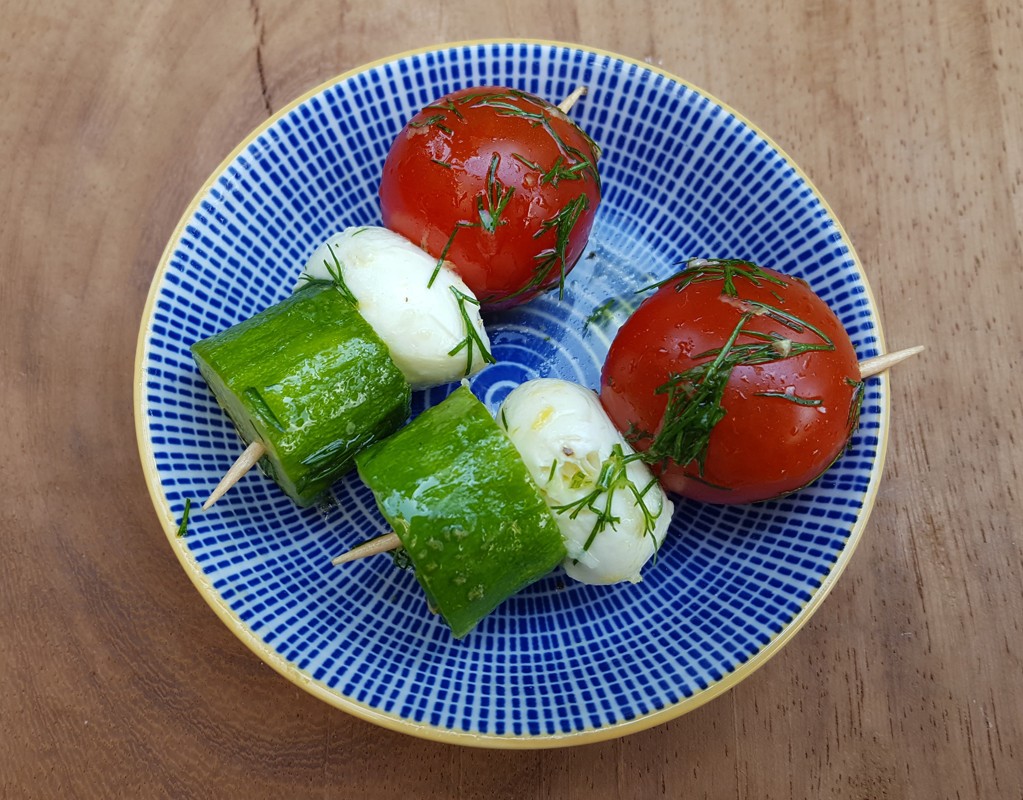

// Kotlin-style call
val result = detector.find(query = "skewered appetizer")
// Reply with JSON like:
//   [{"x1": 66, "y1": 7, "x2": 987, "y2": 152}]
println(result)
[
  {"x1": 337, "y1": 259, "x2": 919, "y2": 637},
  {"x1": 191, "y1": 85, "x2": 601, "y2": 508},
  {"x1": 354, "y1": 381, "x2": 672, "y2": 638},
  {"x1": 191, "y1": 226, "x2": 491, "y2": 506},
  {"x1": 380, "y1": 86, "x2": 602, "y2": 310}
]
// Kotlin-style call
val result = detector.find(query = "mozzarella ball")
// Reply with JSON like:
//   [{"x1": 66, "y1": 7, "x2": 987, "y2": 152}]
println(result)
[
  {"x1": 498, "y1": 378, "x2": 673, "y2": 584},
  {"x1": 300, "y1": 226, "x2": 492, "y2": 389}
]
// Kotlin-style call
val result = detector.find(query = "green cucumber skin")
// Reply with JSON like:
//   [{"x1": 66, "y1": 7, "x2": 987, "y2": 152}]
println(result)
[
  {"x1": 356, "y1": 386, "x2": 566, "y2": 638},
  {"x1": 191, "y1": 283, "x2": 411, "y2": 506}
]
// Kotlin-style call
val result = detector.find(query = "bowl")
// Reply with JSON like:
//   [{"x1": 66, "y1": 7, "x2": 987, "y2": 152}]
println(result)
[{"x1": 135, "y1": 40, "x2": 888, "y2": 747}]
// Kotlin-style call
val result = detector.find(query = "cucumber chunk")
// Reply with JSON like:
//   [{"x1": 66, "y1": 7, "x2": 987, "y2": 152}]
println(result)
[
  {"x1": 356, "y1": 386, "x2": 566, "y2": 638},
  {"x1": 191, "y1": 283, "x2": 411, "y2": 506}
]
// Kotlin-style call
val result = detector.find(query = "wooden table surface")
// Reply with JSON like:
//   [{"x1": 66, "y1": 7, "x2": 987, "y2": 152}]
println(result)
[{"x1": 3, "y1": 0, "x2": 1021, "y2": 797}]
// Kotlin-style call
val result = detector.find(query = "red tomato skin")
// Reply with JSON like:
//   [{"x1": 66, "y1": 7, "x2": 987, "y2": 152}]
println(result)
[
  {"x1": 379, "y1": 87, "x2": 601, "y2": 310},
  {"x1": 600, "y1": 264, "x2": 861, "y2": 504}
]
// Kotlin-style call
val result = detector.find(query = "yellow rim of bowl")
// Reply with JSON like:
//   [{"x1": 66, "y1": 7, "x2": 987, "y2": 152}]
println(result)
[{"x1": 134, "y1": 38, "x2": 890, "y2": 749}]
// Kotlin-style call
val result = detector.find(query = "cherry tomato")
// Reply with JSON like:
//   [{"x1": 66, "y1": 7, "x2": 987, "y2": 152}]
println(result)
[
  {"x1": 600, "y1": 259, "x2": 863, "y2": 504},
  {"x1": 379, "y1": 86, "x2": 601, "y2": 310}
]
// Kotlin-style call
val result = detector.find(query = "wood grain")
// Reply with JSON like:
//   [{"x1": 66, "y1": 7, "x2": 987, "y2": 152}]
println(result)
[{"x1": 2, "y1": 0, "x2": 1021, "y2": 797}]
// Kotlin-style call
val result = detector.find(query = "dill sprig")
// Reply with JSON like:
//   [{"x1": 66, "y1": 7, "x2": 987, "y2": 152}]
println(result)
[
  {"x1": 511, "y1": 153, "x2": 590, "y2": 187},
  {"x1": 409, "y1": 114, "x2": 453, "y2": 135},
  {"x1": 639, "y1": 258, "x2": 790, "y2": 295},
  {"x1": 466, "y1": 94, "x2": 601, "y2": 193},
  {"x1": 550, "y1": 444, "x2": 662, "y2": 552},
  {"x1": 477, "y1": 154, "x2": 515, "y2": 233},
  {"x1": 428, "y1": 221, "x2": 476, "y2": 288},
  {"x1": 322, "y1": 243, "x2": 358, "y2": 305},
  {"x1": 447, "y1": 285, "x2": 496, "y2": 375},
  {"x1": 845, "y1": 377, "x2": 866, "y2": 429},
  {"x1": 299, "y1": 243, "x2": 358, "y2": 306},
  {"x1": 638, "y1": 314, "x2": 750, "y2": 472},
  {"x1": 529, "y1": 194, "x2": 589, "y2": 300},
  {"x1": 176, "y1": 498, "x2": 192, "y2": 538}
]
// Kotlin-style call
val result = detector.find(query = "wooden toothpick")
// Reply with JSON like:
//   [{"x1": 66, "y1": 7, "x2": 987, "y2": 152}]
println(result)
[
  {"x1": 206, "y1": 348, "x2": 923, "y2": 515},
  {"x1": 858, "y1": 345, "x2": 924, "y2": 379},
  {"x1": 331, "y1": 532, "x2": 402, "y2": 565},
  {"x1": 558, "y1": 86, "x2": 587, "y2": 115},
  {"x1": 202, "y1": 440, "x2": 266, "y2": 510}
]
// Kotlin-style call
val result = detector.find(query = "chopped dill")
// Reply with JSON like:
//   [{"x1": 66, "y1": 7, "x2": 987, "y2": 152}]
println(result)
[
  {"x1": 466, "y1": 94, "x2": 601, "y2": 192},
  {"x1": 409, "y1": 113, "x2": 445, "y2": 128},
  {"x1": 530, "y1": 194, "x2": 589, "y2": 299},
  {"x1": 512, "y1": 153, "x2": 588, "y2": 187},
  {"x1": 754, "y1": 391, "x2": 823, "y2": 407},
  {"x1": 409, "y1": 114, "x2": 453, "y2": 135},
  {"x1": 638, "y1": 258, "x2": 791, "y2": 295},
  {"x1": 428, "y1": 221, "x2": 475, "y2": 288},
  {"x1": 496, "y1": 193, "x2": 589, "y2": 304},
  {"x1": 550, "y1": 444, "x2": 661, "y2": 551},
  {"x1": 176, "y1": 498, "x2": 192, "y2": 538},
  {"x1": 301, "y1": 242, "x2": 358, "y2": 306},
  {"x1": 447, "y1": 286, "x2": 496, "y2": 375},
  {"x1": 477, "y1": 154, "x2": 515, "y2": 233},
  {"x1": 583, "y1": 298, "x2": 618, "y2": 331},
  {"x1": 424, "y1": 100, "x2": 465, "y2": 120},
  {"x1": 845, "y1": 377, "x2": 866, "y2": 429},
  {"x1": 637, "y1": 314, "x2": 749, "y2": 473}
]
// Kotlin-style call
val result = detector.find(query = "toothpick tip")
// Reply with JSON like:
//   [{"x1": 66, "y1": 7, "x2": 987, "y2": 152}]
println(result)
[
  {"x1": 557, "y1": 86, "x2": 588, "y2": 114},
  {"x1": 858, "y1": 345, "x2": 924, "y2": 379},
  {"x1": 331, "y1": 532, "x2": 402, "y2": 566},
  {"x1": 201, "y1": 440, "x2": 267, "y2": 510}
]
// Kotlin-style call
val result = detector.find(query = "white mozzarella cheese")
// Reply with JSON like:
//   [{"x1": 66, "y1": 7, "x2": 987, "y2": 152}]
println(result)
[
  {"x1": 498, "y1": 378, "x2": 673, "y2": 585},
  {"x1": 301, "y1": 226, "x2": 492, "y2": 389}
]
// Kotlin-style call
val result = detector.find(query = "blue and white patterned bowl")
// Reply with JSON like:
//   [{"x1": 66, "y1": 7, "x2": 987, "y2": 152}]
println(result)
[{"x1": 135, "y1": 41, "x2": 888, "y2": 747}]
